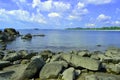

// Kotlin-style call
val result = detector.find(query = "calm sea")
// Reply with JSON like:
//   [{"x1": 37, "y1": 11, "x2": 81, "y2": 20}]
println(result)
[{"x1": 6, "y1": 29, "x2": 120, "y2": 52}]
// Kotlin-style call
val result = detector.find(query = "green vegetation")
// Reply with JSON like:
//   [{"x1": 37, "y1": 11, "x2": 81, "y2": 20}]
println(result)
[{"x1": 66, "y1": 26, "x2": 120, "y2": 30}]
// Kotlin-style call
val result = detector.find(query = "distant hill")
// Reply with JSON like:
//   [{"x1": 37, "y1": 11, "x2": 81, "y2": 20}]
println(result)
[{"x1": 66, "y1": 26, "x2": 120, "y2": 30}]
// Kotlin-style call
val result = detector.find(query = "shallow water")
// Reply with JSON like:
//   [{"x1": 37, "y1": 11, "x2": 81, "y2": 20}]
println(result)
[{"x1": 6, "y1": 29, "x2": 120, "y2": 52}]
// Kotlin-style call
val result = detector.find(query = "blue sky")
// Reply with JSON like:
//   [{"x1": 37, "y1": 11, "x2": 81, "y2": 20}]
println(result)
[{"x1": 0, "y1": 0, "x2": 120, "y2": 29}]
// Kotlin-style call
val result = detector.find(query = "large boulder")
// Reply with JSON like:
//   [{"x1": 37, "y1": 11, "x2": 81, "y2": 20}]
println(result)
[
  {"x1": 39, "y1": 62, "x2": 64, "y2": 79},
  {"x1": 62, "y1": 67, "x2": 75, "y2": 80},
  {"x1": 4, "y1": 28, "x2": 19, "y2": 36},
  {"x1": 0, "y1": 61, "x2": 11, "y2": 69},
  {"x1": 61, "y1": 54, "x2": 101, "y2": 71},
  {"x1": 18, "y1": 58, "x2": 45, "y2": 80},
  {"x1": 3, "y1": 52, "x2": 22, "y2": 62}
]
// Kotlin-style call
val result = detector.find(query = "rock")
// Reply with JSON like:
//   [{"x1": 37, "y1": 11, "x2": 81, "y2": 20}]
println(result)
[
  {"x1": 32, "y1": 34, "x2": 45, "y2": 37},
  {"x1": 39, "y1": 62, "x2": 63, "y2": 79},
  {"x1": 50, "y1": 54, "x2": 61, "y2": 62},
  {"x1": 39, "y1": 50, "x2": 54, "y2": 61},
  {"x1": 77, "y1": 50, "x2": 90, "y2": 57},
  {"x1": 3, "y1": 52, "x2": 22, "y2": 62},
  {"x1": 0, "y1": 51, "x2": 4, "y2": 59},
  {"x1": 75, "y1": 69, "x2": 81, "y2": 76},
  {"x1": 0, "y1": 70, "x2": 15, "y2": 80},
  {"x1": 50, "y1": 61, "x2": 68, "y2": 68},
  {"x1": 61, "y1": 54, "x2": 101, "y2": 71},
  {"x1": 13, "y1": 60, "x2": 21, "y2": 64},
  {"x1": 106, "y1": 63, "x2": 120, "y2": 74},
  {"x1": 18, "y1": 58, "x2": 45, "y2": 80},
  {"x1": 21, "y1": 33, "x2": 32, "y2": 39},
  {"x1": 105, "y1": 47, "x2": 120, "y2": 57},
  {"x1": 23, "y1": 52, "x2": 37, "y2": 59},
  {"x1": 21, "y1": 59, "x2": 30, "y2": 64},
  {"x1": 84, "y1": 73, "x2": 120, "y2": 80},
  {"x1": 0, "y1": 61, "x2": 11, "y2": 69},
  {"x1": 4, "y1": 28, "x2": 19, "y2": 36},
  {"x1": 62, "y1": 67, "x2": 75, "y2": 80}
]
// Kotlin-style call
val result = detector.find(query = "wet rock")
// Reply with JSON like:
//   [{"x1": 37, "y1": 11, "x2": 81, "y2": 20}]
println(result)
[
  {"x1": 61, "y1": 54, "x2": 101, "y2": 71},
  {"x1": 62, "y1": 67, "x2": 75, "y2": 80},
  {"x1": 39, "y1": 62, "x2": 63, "y2": 79},
  {"x1": 0, "y1": 61, "x2": 11, "y2": 69},
  {"x1": 18, "y1": 58, "x2": 45, "y2": 80},
  {"x1": 21, "y1": 33, "x2": 32, "y2": 39}
]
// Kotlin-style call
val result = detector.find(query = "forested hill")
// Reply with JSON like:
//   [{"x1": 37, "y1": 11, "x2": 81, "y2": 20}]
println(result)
[{"x1": 66, "y1": 26, "x2": 120, "y2": 30}]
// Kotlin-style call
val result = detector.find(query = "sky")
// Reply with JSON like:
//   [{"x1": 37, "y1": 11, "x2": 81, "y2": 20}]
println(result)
[{"x1": 0, "y1": 0, "x2": 120, "y2": 29}]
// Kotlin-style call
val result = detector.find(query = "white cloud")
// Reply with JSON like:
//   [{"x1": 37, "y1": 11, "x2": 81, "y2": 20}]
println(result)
[
  {"x1": 19, "y1": 0, "x2": 26, "y2": 3},
  {"x1": 48, "y1": 12, "x2": 61, "y2": 18},
  {"x1": 112, "y1": 21, "x2": 120, "y2": 25},
  {"x1": 68, "y1": 15, "x2": 78, "y2": 20},
  {"x1": 32, "y1": 0, "x2": 41, "y2": 8},
  {"x1": 32, "y1": 0, "x2": 71, "y2": 12},
  {"x1": 77, "y1": 2, "x2": 85, "y2": 9},
  {"x1": 85, "y1": 23, "x2": 96, "y2": 27},
  {"x1": 97, "y1": 14, "x2": 111, "y2": 21},
  {"x1": 82, "y1": 0, "x2": 112, "y2": 5},
  {"x1": 0, "y1": 9, "x2": 46, "y2": 24}
]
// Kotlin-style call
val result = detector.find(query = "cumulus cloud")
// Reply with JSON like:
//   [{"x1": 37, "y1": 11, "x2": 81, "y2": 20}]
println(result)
[
  {"x1": 77, "y1": 2, "x2": 85, "y2": 9},
  {"x1": 97, "y1": 14, "x2": 111, "y2": 21},
  {"x1": 48, "y1": 12, "x2": 61, "y2": 18},
  {"x1": 0, "y1": 9, "x2": 46, "y2": 24},
  {"x1": 32, "y1": 0, "x2": 71, "y2": 12}
]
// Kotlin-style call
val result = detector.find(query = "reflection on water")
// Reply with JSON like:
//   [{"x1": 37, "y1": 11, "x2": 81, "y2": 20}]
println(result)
[{"x1": 7, "y1": 29, "x2": 120, "y2": 52}]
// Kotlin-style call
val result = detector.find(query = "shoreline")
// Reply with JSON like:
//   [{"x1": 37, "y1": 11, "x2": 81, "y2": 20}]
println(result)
[{"x1": 0, "y1": 47, "x2": 120, "y2": 80}]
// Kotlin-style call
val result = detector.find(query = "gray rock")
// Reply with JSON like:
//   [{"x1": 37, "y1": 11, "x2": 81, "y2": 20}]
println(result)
[
  {"x1": 39, "y1": 62, "x2": 63, "y2": 79},
  {"x1": 106, "y1": 63, "x2": 120, "y2": 74},
  {"x1": 77, "y1": 50, "x2": 90, "y2": 57},
  {"x1": 61, "y1": 54, "x2": 101, "y2": 71},
  {"x1": 39, "y1": 50, "x2": 54, "y2": 61},
  {"x1": 105, "y1": 47, "x2": 120, "y2": 57},
  {"x1": 21, "y1": 33, "x2": 32, "y2": 39},
  {"x1": 0, "y1": 61, "x2": 11, "y2": 69},
  {"x1": 18, "y1": 58, "x2": 45, "y2": 80},
  {"x1": 0, "y1": 71, "x2": 15, "y2": 80},
  {"x1": 85, "y1": 73, "x2": 120, "y2": 80},
  {"x1": 3, "y1": 53, "x2": 22, "y2": 62},
  {"x1": 62, "y1": 67, "x2": 75, "y2": 80}
]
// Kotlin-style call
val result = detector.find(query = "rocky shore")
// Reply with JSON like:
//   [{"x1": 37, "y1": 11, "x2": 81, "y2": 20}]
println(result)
[
  {"x1": 0, "y1": 47, "x2": 120, "y2": 80},
  {"x1": 0, "y1": 28, "x2": 120, "y2": 80}
]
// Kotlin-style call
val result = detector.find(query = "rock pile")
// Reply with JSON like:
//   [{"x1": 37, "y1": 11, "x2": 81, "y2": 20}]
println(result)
[{"x1": 0, "y1": 47, "x2": 120, "y2": 80}]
